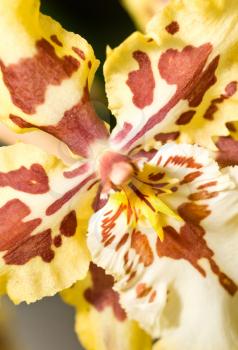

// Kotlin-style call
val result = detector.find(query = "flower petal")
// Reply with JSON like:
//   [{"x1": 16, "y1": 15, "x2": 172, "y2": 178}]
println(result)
[
  {"x1": 120, "y1": 0, "x2": 168, "y2": 31},
  {"x1": 0, "y1": 142, "x2": 98, "y2": 303},
  {"x1": 215, "y1": 122, "x2": 238, "y2": 167},
  {"x1": 0, "y1": 0, "x2": 108, "y2": 158},
  {"x1": 62, "y1": 263, "x2": 152, "y2": 350},
  {"x1": 106, "y1": 0, "x2": 238, "y2": 152},
  {"x1": 88, "y1": 143, "x2": 238, "y2": 349}
]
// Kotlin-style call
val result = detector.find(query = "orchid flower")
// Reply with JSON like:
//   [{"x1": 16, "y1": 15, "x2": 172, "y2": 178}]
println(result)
[
  {"x1": 0, "y1": 0, "x2": 238, "y2": 349},
  {"x1": 88, "y1": 0, "x2": 238, "y2": 348}
]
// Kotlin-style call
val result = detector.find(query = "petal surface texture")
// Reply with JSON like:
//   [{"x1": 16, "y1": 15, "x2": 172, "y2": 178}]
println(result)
[
  {"x1": 62, "y1": 263, "x2": 152, "y2": 350},
  {"x1": 0, "y1": 0, "x2": 108, "y2": 158},
  {"x1": 120, "y1": 0, "x2": 168, "y2": 31},
  {"x1": 105, "y1": 0, "x2": 238, "y2": 152},
  {"x1": 88, "y1": 143, "x2": 238, "y2": 350},
  {"x1": 215, "y1": 121, "x2": 238, "y2": 167},
  {"x1": 0, "y1": 143, "x2": 98, "y2": 303}
]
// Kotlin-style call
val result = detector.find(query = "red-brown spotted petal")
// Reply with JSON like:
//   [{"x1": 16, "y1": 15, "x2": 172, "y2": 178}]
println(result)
[
  {"x1": 106, "y1": 0, "x2": 238, "y2": 152},
  {"x1": 88, "y1": 143, "x2": 238, "y2": 349},
  {"x1": 0, "y1": 0, "x2": 108, "y2": 158},
  {"x1": 62, "y1": 263, "x2": 152, "y2": 350},
  {"x1": 0, "y1": 142, "x2": 99, "y2": 304}
]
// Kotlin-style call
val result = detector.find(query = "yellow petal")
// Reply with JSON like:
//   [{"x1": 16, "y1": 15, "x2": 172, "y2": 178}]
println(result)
[
  {"x1": 0, "y1": 142, "x2": 98, "y2": 303},
  {"x1": 0, "y1": 0, "x2": 108, "y2": 158},
  {"x1": 106, "y1": 0, "x2": 238, "y2": 152},
  {"x1": 62, "y1": 263, "x2": 152, "y2": 350},
  {"x1": 120, "y1": 0, "x2": 168, "y2": 31}
]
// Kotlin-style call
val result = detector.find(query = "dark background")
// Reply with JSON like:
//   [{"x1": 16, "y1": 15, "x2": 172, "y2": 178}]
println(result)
[{"x1": 41, "y1": 0, "x2": 135, "y2": 77}]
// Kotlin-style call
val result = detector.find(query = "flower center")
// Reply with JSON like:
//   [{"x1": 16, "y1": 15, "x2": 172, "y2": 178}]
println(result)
[
  {"x1": 98, "y1": 152, "x2": 181, "y2": 239},
  {"x1": 110, "y1": 162, "x2": 182, "y2": 240},
  {"x1": 99, "y1": 151, "x2": 134, "y2": 186}
]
